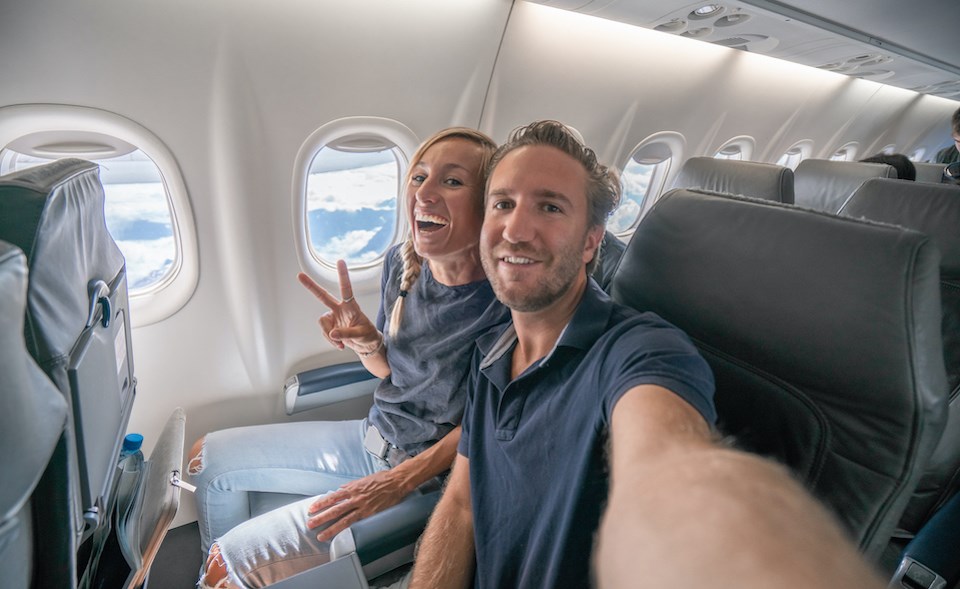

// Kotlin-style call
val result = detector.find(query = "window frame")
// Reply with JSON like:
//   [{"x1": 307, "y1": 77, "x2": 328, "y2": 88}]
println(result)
[
  {"x1": 293, "y1": 117, "x2": 419, "y2": 283},
  {"x1": 830, "y1": 141, "x2": 860, "y2": 161},
  {"x1": 776, "y1": 140, "x2": 814, "y2": 170},
  {"x1": 0, "y1": 104, "x2": 197, "y2": 327},
  {"x1": 714, "y1": 135, "x2": 755, "y2": 162}
]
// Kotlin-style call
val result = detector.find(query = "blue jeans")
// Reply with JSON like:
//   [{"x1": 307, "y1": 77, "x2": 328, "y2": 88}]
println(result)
[{"x1": 190, "y1": 419, "x2": 389, "y2": 555}]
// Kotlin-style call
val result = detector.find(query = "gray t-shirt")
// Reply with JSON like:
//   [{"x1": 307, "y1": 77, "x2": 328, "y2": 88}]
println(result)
[{"x1": 368, "y1": 245, "x2": 507, "y2": 455}]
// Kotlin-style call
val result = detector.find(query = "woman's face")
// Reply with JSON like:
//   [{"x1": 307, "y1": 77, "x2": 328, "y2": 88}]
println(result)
[{"x1": 406, "y1": 137, "x2": 485, "y2": 263}]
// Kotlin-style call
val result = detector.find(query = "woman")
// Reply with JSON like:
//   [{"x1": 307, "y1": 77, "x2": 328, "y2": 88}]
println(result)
[{"x1": 191, "y1": 127, "x2": 504, "y2": 588}]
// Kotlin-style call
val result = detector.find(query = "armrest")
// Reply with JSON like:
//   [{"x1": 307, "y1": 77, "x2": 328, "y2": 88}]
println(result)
[
  {"x1": 264, "y1": 482, "x2": 440, "y2": 588},
  {"x1": 890, "y1": 491, "x2": 960, "y2": 589},
  {"x1": 329, "y1": 489, "x2": 440, "y2": 580},
  {"x1": 284, "y1": 362, "x2": 379, "y2": 415},
  {"x1": 349, "y1": 490, "x2": 440, "y2": 564}
]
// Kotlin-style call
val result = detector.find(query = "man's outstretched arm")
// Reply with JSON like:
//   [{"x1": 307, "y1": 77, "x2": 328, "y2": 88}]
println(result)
[
  {"x1": 409, "y1": 454, "x2": 475, "y2": 589},
  {"x1": 595, "y1": 385, "x2": 885, "y2": 589}
]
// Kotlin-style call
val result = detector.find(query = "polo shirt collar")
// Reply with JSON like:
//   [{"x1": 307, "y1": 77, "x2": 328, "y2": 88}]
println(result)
[{"x1": 477, "y1": 279, "x2": 614, "y2": 371}]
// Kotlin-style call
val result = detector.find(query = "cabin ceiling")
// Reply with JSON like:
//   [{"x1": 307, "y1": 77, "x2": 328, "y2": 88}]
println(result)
[{"x1": 527, "y1": 0, "x2": 960, "y2": 99}]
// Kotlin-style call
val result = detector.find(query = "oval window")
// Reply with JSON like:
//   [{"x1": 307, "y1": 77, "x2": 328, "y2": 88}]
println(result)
[
  {"x1": 714, "y1": 136, "x2": 755, "y2": 161},
  {"x1": 306, "y1": 141, "x2": 401, "y2": 266},
  {"x1": 776, "y1": 140, "x2": 813, "y2": 170},
  {"x1": 610, "y1": 141, "x2": 674, "y2": 234},
  {"x1": 0, "y1": 104, "x2": 198, "y2": 327},
  {"x1": 293, "y1": 117, "x2": 420, "y2": 282},
  {"x1": 830, "y1": 142, "x2": 859, "y2": 161}
]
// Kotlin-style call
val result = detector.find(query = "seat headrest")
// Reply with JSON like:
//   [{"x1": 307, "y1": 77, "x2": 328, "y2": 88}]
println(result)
[
  {"x1": 610, "y1": 188, "x2": 947, "y2": 558},
  {"x1": 794, "y1": 159, "x2": 897, "y2": 213},
  {"x1": 840, "y1": 178, "x2": 960, "y2": 276},
  {"x1": 671, "y1": 156, "x2": 795, "y2": 204},
  {"x1": 914, "y1": 162, "x2": 948, "y2": 184},
  {"x1": 0, "y1": 158, "x2": 125, "y2": 364},
  {"x1": 0, "y1": 241, "x2": 68, "y2": 519}
]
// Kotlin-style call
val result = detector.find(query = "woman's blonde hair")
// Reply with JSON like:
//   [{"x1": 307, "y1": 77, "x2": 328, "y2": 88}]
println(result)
[{"x1": 387, "y1": 127, "x2": 497, "y2": 338}]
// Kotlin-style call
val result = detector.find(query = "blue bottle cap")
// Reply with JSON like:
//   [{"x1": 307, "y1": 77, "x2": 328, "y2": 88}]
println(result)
[{"x1": 123, "y1": 433, "x2": 144, "y2": 452}]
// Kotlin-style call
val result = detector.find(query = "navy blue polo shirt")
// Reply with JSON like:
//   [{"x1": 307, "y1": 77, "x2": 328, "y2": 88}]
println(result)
[{"x1": 459, "y1": 280, "x2": 715, "y2": 588}]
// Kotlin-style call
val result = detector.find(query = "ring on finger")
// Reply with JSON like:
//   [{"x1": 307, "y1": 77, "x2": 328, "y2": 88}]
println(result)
[{"x1": 342, "y1": 296, "x2": 354, "y2": 303}]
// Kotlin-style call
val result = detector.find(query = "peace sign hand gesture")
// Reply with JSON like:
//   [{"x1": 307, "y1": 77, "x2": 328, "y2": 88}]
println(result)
[{"x1": 298, "y1": 260, "x2": 383, "y2": 357}]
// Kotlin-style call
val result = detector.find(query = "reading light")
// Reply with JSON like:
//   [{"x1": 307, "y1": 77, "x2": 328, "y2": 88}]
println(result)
[{"x1": 692, "y1": 4, "x2": 723, "y2": 18}]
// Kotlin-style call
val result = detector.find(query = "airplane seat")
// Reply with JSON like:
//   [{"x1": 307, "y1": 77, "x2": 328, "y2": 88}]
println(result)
[
  {"x1": 793, "y1": 158, "x2": 897, "y2": 213},
  {"x1": 593, "y1": 230, "x2": 626, "y2": 291},
  {"x1": 0, "y1": 241, "x2": 69, "y2": 589},
  {"x1": 670, "y1": 156, "x2": 795, "y2": 203},
  {"x1": 0, "y1": 158, "x2": 186, "y2": 588},
  {"x1": 839, "y1": 178, "x2": 960, "y2": 587},
  {"x1": 914, "y1": 162, "x2": 949, "y2": 184},
  {"x1": 609, "y1": 189, "x2": 948, "y2": 563}
]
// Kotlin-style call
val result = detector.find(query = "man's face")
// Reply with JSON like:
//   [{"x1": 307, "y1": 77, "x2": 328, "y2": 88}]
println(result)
[
  {"x1": 953, "y1": 131, "x2": 960, "y2": 152},
  {"x1": 480, "y1": 145, "x2": 602, "y2": 313}
]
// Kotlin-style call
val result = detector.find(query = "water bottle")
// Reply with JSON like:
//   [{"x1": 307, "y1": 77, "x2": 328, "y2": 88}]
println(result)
[
  {"x1": 120, "y1": 433, "x2": 144, "y2": 458},
  {"x1": 118, "y1": 433, "x2": 144, "y2": 484}
]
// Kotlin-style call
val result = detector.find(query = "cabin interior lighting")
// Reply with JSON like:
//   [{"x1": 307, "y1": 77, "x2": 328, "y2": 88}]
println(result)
[{"x1": 691, "y1": 4, "x2": 724, "y2": 19}]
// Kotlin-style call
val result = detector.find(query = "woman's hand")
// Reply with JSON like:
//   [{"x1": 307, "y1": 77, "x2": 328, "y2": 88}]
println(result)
[
  {"x1": 298, "y1": 260, "x2": 382, "y2": 356},
  {"x1": 306, "y1": 469, "x2": 412, "y2": 542}
]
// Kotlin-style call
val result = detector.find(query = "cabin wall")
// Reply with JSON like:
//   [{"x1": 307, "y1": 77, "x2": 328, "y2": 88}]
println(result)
[{"x1": 0, "y1": 0, "x2": 957, "y2": 528}]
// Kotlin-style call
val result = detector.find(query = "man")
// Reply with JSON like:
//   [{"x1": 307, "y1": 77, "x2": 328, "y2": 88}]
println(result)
[
  {"x1": 935, "y1": 106, "x2": 960, "y2": 164},
  {"x1": 409, "y1": 121, "x2": 885, "y2": 588}
]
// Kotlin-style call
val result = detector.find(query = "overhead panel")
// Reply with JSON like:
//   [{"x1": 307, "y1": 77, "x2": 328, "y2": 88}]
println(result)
[{"x1": 524, "y1": 0, "x2": 960, "y2": 99}]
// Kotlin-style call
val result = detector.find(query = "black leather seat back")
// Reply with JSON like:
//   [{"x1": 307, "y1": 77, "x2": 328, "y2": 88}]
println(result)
[
  {"x1": 610, "y1": 189, "x2": 948, "y2": 560},
  {"x1": 0, "y1": 241, "x2": 69, "y2": 589},
  {"x1": 840, "y1": 177, "x2": 960, "y2": 534},
  {"x1": 671, "y1": 156, "x2": 795, "y2": 203},
  {"x1": 794, "y1": 158, "x2": 896, "y2": 213}
]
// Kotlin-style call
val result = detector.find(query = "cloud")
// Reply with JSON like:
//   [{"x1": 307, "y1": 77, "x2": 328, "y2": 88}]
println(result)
[
  {"x1": 608, "y1": 199, "x2": 642, "y2": 233},
  {"x1": 103, "y1": 183, "x2": 172, "y2": 225},
  {"x1": 114, "y1": 237, "x2": 176, "y2": 289},
  {"x1": 307, "y1": 162, "x2": 398, "y2": 212},
  {"x1": 319, "y1": 229, "x2": 380, "y2": 264}
]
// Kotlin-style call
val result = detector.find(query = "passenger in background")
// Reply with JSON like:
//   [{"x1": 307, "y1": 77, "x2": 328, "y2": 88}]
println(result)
[
  {"x1": 190, "y1": 127, "x2": 508, "y2": 588},
  {"x1": 593, "y1": 230, "x2": 626, "y2": 290},
  {"x1": 935, "y1": 106, "x2": 960, "y2": 164},
  {"x1": 409, "y1": 120, "x2": 885, "y2": 589},
  {"x1": 859, "y1": 152, "x2": 916, "y2": 181}
]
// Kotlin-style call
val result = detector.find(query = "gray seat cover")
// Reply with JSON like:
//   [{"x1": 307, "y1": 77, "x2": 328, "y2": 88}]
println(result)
[
  {"x1": 671, "y1": 156, "x2": 795, "y2": 203},
  {"x1": 0, "y1": 241, "x2": 69, "y2": 589},
  {"x1": 794, "y1": 158, "x2": 896, "y2": 213},
  {"x1": 840, "y1": 177, "x2": 960, "y2": 535},
  {"x1": 611, "y1": 189, "x2": 948, "y2": 561}
]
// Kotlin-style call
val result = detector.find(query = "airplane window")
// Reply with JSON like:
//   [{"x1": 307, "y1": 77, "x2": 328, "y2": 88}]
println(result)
[
  {"x1": 776, "y1": 140, "x2": 813, "y2": 170},
  {"x1": 305, "y1": 144, "x2": 400, "y2": 267},
  {"x1": 610, "y1": 159, "x2": 660, "y2": 233},
  {"x1": 830, "y1": 142, "x2": 859, "y2": 161},
  {"x1": 293, "y1": 117, "x2": 419, "y2": 281},
  {"x1": 881, "y1": 144, "x2": 896, "y2": 155},
  {"x1": 714, "y1": 146, "x2": 744, "y2": 160},
  {"x1": 609, "y1": 140, "x2": 674, "y2": 234},
  {"x1": 714, "y1": 136, "x2": 755, "y2": 161},
  {"x1": 910, "y1": 148, "x2": 926, "y2": 162},
  {"x1": 0, "y1": 147, "x2": 176, "y2": 292}
]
